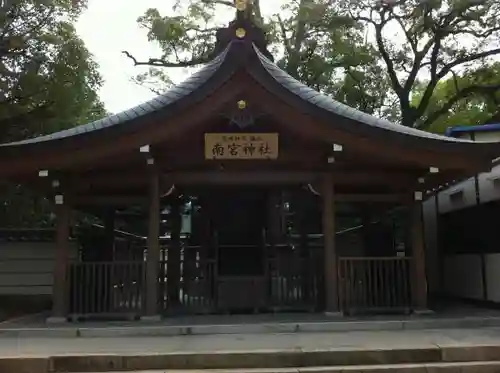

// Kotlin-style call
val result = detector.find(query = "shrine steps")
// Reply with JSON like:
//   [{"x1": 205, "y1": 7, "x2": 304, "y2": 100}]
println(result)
[{"x1": 3, "y1": 345, "x2": 500, "y2": 372}]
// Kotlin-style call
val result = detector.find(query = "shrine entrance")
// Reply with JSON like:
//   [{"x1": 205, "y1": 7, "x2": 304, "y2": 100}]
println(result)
[
  {"x1": 210, "y1": 187, "x2": 267, "y2": 312},
  {"x1": 212, "y1": 187, "x2": 266, "y2": 277},
  {"x1": 188, "y1": 186, "x2": 323, "y2": 314}
]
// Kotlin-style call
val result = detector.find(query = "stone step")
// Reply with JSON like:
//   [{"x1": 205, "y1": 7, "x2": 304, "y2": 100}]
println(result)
[
  {"x1": 2, "y1": 345, "x2": 500, "y2": 373},
  {"x1": 78, "y1": 362, "x2": 500, "y2": 373}
]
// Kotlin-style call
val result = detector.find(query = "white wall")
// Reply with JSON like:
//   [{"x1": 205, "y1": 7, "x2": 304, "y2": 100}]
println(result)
[
  {"x1": 441, "y1": 253, "x2": 500, "y2": 303},
  {"x1": 422, "y1": 129, "x2": 500, "y2": 301},
  {"x1": 0, "y1": 242, "x2": 77, "y2": 295},
  {"x1": 431, "y1": 161, "x2": 500, "y2": 211},
  {"x1": 443, "y1": 254, "x2": 484, "y2": 300},
  {"x1": 474, "y1": 131, "x2": 500, "y2": 142},
  {"x1": 485, "y1": 254, "x2": 500, "y2": 302}
]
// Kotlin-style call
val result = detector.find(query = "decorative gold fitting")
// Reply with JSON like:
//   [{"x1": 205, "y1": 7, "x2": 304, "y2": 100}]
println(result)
[
  {"x1": 235, "y1": 28, "x2": 246, "y2": 38},
  {"x1": 235, "y1": 0, "x2": 248, "y2": 11},
  {"x1": 237, "y1": 100, "x2": 247, "y2": 109}
]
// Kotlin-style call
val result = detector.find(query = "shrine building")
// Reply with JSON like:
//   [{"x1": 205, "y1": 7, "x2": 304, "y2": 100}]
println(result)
[{"x1": 0, "y1": 2, "x2": 499, "y2": 322}]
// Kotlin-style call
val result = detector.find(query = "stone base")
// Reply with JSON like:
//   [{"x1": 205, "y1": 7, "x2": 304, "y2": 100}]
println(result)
[
  {"x1": 140, "y1": 315, "x2": 162, "y2": 322},
  {"x1": 413, "y1": 309, "x2": 435, "y2": 316},
  {"x1": 324, "y1": 311, "x2": 343, "y2": 318},
  {"x1": 46, "y1": 316, "x2": 68, "y2": 324}
]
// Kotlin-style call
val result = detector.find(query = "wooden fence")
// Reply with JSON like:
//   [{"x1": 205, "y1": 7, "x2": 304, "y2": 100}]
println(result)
[
  {"x1": 68, "y1": 261, "x2": 145, "y2": 317},
  {"x1": 338, "y1": 257, "x2": 411, "y2": 315},
  {"x1": 66, "y1": 255, "x2": 413, "y2": 317}
]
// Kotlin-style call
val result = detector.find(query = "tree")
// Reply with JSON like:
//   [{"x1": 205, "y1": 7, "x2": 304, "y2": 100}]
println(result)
[
  {"x1": 0, "y1": 0, "x2": 106, "y2": 143},
  {"x1": 124, "y1": 0, "x2": 385, "y2": 114},
  {"x1": 342, "y1": 0, "x2": 500, "y2": 129},
  {"x1": 412, "y1": 62, "x2": 500, "y2": 133},
  {"x1": 0, "y1": 0, "x2": 106, "y2": 227}
]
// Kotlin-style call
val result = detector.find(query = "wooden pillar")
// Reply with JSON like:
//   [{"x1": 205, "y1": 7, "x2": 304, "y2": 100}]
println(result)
[
  {"x1": 321, "y1": 173, "x2": 339, "y2": 314},
  {"x1": 144, "y1": 171, "x2": 160, "y2": 318},
  {"x1": 167, "y1": 195, "x2": 182, "y2": 305},
  {"x1": 267, "y1": 189, "x2": 281, "y2": 245},
  {"x1": 49, "y1": 200, "x2": 70, "y2": 322},
  {"x1": 410, "y1": 202, "x2": 429, "y2": 311}
]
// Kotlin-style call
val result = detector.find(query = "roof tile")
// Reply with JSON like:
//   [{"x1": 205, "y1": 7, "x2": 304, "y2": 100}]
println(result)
[
  {"x1": 253, "y1": 44, "x2": 474, "y2": 144},
  {"x1": 0, "y1": 44, "x2": 230, "y2": 147}
]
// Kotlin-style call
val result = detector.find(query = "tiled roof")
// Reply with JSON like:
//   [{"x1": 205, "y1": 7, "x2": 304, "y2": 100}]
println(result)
[
  {"x1": 252, "y1": 45, "x2": 475, "y2": 144},
  {"x1": 0, "y1": 39, "x2": 491, "y2": 148},
  {"x1": 0, "y1": 47, "x2": 230, "y2": 147}
]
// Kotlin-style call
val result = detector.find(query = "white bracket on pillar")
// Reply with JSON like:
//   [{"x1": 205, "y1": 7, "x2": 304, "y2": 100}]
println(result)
[
  {"x1": 52, "y1": 180, "x2": 60, "y2": 188},
  {"x1": 54, "y1": 194, "x2": 64, "y2": 205},
  {"x1": 429, "y1": 167, "x2": 439, "y2": 174},
  {"x1": 333, "y1": 144, "x2": 343, "y2": 152},
  {"x1": 140, "y1": 144, "x2": 150, "y2": 153},
  {"x1": 414, "y1": 191, "x2": 423, "y2": 201},
  {"x1": 418, "y1": 177, "x2": 425, "y2": 184},
  {"x1": 38, "y1": 170, "x2": 49, "y2": 177},
  {"x1": 327, "y1": 156, "x2": 335, "y2": 164},
  {"x1": 147, "y1": 158, "x2": 155, "y2": 165}
]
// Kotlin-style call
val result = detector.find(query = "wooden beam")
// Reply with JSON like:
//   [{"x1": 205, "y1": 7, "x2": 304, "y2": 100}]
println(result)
[
  {"x1": 336, "y1": 193, "x2": 410, "y2": 203},
  {"x1": 164, "y1": 171, "x2": 319, "y2": 185},
  {"x1": 74, "y1": 195, "x2": 147, "y2": 207},
  {"x1": 73, "y1": 192, "x2": 408, "y2": 207},
  {"x1": 70, "y1": 170, "x2": 419, "y2": 190}
]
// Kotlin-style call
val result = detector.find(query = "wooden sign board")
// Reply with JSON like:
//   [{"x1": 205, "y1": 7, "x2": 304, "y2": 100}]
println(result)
[{"x1": 204, "y1": 133, "x2": 279, "y2": 160}]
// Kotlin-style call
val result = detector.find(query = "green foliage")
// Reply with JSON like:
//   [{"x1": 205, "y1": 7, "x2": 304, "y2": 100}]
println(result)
[
  {"x1": 412, "y1": 63, "x2": 500, "y2": 133},
  {"x1": 129, "y1": 0, "x2": 500, "y2": 131},
  {"x1": 128, "y1": 0, "x2": 384, "y2": 113},
  {"x1": 341, "y1": 0, "x2": 500, "y2": 129},
  {"x1": 0, "y1": 0, "x2": 105, "y2": 142},
  {"x1": 0, "y1": 0, "x2": 106, "y2": 228}
]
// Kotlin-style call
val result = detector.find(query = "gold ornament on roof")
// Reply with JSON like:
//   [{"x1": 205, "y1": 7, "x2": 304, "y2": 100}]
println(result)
[
  {"x1": 234, "y1": 0, "x2": 248, "y2": 11},
  {"x1": 237, "y1": 100, "x2": 247, "y2": 109},
  {"x1": 235, "y1": 28, "x2": 246, "y2": 38}
]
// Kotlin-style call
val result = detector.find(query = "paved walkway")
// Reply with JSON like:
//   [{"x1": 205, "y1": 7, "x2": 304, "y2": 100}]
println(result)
[{"x1": 2, "y1": 327, "x2": 500, "y2": 357}]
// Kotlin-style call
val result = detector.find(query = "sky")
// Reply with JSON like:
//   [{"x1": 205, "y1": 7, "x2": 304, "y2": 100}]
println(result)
[{"x1": 75, "y1": 0, "x2": 284, "y2": 114}]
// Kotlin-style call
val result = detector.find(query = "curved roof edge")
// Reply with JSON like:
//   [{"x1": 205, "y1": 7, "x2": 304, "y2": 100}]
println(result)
[
  {"x1": 0, "y1": 45, "x2": 233, "y2": 148},
  {"x1": 250, "y1": 44, "x2": 493, "y2": 146}
]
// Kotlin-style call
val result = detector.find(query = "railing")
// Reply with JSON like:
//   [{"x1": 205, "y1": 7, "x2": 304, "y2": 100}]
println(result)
[
  {"x1": 338, "y1": 257, "x2": 411, "y2": 315},
  {"x1": 68, "y1": 261, "x2": 145, "y2": 316},
  {"x1": 267, "y1": 253, "x2": 322, "y2": 311},
  {"x1": 159, "y1": 245, "x2": 217, "y2": 314},
  {"x1": 158, "y1": 242, "x2": 324, "y2": 313}
]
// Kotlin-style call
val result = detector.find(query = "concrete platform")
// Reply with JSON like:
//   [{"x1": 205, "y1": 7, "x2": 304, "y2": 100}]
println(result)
[{"x1": 3, "y1": 311, "x2": 500, "y2": 338}]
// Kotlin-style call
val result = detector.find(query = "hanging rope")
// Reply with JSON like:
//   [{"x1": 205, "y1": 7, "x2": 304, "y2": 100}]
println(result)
[{"x1": 161, "y1": 184, "x2": 176, "y2": 198}]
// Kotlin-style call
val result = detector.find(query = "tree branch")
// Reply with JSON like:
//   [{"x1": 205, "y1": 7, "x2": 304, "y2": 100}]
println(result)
[
  {"x1": 419, "y1": 84, "x2": 500, "y2": 129},
  {"x1": 413, "y1": 38, "x2": 442, "y2": 119},
  {"x1": 438, "y1": 48, "x2": 500, "y2": 81},
  {"x1": 374, "y1": 21, "x2": 403, "y2": 97},
  {"x1": 200, "y1": 0, "x2": 234, "y2": 7},
  {"x1": 276, "y1": 15, "x2": 292, "y2": 56},
  {"x1": 122, "y1": 51, "x2": 210, "y2": 67}
]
